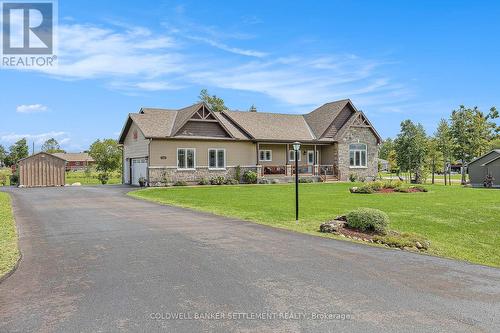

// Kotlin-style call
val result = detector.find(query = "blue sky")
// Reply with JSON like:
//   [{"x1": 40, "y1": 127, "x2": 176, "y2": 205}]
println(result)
[{"x1": 1, "y1": 0, "x2": 499, "y2": 152}]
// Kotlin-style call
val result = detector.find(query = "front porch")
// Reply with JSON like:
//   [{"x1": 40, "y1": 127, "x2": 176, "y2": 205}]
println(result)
[{"x1": 255, "y1": 143, "x2": 340, "y2": 181}]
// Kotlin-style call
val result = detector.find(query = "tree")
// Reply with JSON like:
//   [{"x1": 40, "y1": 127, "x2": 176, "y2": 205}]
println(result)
[
  {"x1": 434, "y1": 119, "x2": 453, "y2": 185},
  {"x1": 5, "y1": 138, "x2": 29, "y2": 166},
  {"x1": 88, "y1": 139, "x2": 121, "y2": 184},
  {"x1": 41, "y1": 138, "x2": 65, "y2": 153},
  {"x1": 387, "y1": 149, "x2": 398, "y2": 174},
  {"x1": 394, "y1": 120, "x2": 428, "y2": 183},
  {"x1": 449, "y1": 105, "x2": 498, "y2": 184},
  {"x1": 487, "y1": 137, "x2": 500, "y2": 150},
  {"x1": 198, "y1": 89, "x2": 228, "y2": 112},
  {"x1": 425, "y1": 138, "x2": 444, "y2": 184},
  {"x1": 378, "y1": 138, "x2": 394, "y2": 160},
  {"x1": 0, "y1": 145, "x2": 6, "y2": 167}
]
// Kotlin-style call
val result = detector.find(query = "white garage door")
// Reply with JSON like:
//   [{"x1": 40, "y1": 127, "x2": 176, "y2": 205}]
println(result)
[{"x1": 131, "y1": 158, "x2": 148, "y2": 186}]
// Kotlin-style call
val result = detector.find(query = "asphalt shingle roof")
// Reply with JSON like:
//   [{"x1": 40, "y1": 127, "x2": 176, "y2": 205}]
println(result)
[{"x1": 119, "y1": 99, "x2": 377, "y2": 143}]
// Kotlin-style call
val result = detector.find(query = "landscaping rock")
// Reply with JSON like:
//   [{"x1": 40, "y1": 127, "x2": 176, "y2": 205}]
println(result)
[
  {"x1": 319, "y1": 220, "x2": 345, "y2": 233},
  {"x1": 415, "y1": 241, "x2": 423, "y2": 249},
  {"x1": 71, "y1": 182, "x2": 82, "y2": 186}
]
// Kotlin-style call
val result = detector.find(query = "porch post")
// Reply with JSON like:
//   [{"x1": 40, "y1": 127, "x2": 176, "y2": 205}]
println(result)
[
  {"x1": 286, "y1": 143, "x2": 291, "y2": 176},
  {"x1": 313, "y1": 144, "x2": 318, "y2": 175},
  {"x1": 256, "y1": 142, "x2": 261, "y2": 177}
]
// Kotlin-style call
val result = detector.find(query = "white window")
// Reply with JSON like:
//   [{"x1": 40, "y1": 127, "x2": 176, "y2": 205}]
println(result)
[
  {"x1": 259, "y1": 150, "x2": 272, "y2": 162},
  {"x1": 289, "y1": 150, "x2": 301, "y2": 162},
  {"x1": 177, "y1": 148, "x2": 195, "y2": 169},
  {"x1": 349, "y1": 143, "x2": 367, "y2": 167},
  {"x1": 208, "y1": 149, "x2": 226, "y2": 169}
]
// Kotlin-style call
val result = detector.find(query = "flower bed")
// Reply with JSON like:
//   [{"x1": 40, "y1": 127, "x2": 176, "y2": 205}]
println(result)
[
  {"x1": 350, "y1": 180, "x2": 428, "y2": 194},
  {"x1": 320, "y1": 208, "x2": 430, "y2": 251}
]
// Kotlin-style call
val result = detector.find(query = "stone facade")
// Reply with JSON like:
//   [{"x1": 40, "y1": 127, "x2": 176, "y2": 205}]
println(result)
[
  {"x1": 337, "y1": 127, "x2": 379, "y2": 181},
  {"x1": 148, "y1": 166, "x2": 257, "y2": 186}
]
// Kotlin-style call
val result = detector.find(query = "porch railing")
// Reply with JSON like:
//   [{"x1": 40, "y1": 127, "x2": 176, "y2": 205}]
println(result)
[
  {"x1": 319, "y1": 165, "x2": 339, "y2": 180},
  {"x1": 291, "y1": 165, "x2": 314, "y2": 175}
]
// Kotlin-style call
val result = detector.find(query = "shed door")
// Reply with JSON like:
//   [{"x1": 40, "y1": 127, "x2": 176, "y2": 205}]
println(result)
[{"x1": 131, "y1": 158, "x2": 148, "y2": 186}]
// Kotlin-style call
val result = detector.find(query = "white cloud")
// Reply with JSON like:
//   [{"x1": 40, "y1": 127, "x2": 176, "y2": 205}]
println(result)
[
  {"x1": 16, "y1": 104, "x2": 49, "y2": 113},
  {"x1": 0, "y1": 131, "x2": 69, "y2": 146},
  {"x1": 5, "y1": 19, "x2": 411, "y2": 108}
]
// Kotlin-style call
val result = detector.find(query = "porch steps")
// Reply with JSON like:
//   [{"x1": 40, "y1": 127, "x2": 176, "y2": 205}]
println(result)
[{"x1": 321, "y1": 176, "x2": 339, "y2": 182}]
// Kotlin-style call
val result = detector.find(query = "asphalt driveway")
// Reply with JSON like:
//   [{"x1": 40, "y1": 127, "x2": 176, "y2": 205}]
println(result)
[{"x1": 0, "y1": 186, "x2": 499, "y2": 332}]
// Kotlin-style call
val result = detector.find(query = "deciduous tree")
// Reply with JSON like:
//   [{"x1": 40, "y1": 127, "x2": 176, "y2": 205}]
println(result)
[
  {"x1": 394, "y1": 120, "x2": 428, "y2": 183},
  {"x1": 198, "y1": 89, "x2": 228, "y2": 112},
  {"x1": 88, "y1": 139, "x2": 121, "y2": 184},
  {"x1": 41, "y1": 138, "x2": 65, "y2": 153}
]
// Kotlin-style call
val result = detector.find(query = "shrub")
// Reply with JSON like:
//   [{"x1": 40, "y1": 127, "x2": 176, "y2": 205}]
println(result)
[
  {"x1": 298, "y1": 177, "x2": 313, "y2": 183},
  {"x1": 373, "y1": 231, "x2": 430, "y2": 250},
  {"x1": 368, "y1": 181, "x2": 384, "y2": 191},
  {"x1": 198, "y1": 178, "x2": 209, "y2": 185},
  {"x1": 349, "y1": 185, "x2": 374, "y2": 194},
  {"x1": 235, "y1": 165, "x2": 241, "y2": 182},
  {"x1": 349, "y1": 173, "x2": 357, "y2": 182},
  {"x1": 394, "y1": 185, "x2": 410, "y2": 193},
  {"x1": 210, "y1": 176, "x2": 225, "y2": 185},
  {"x1": 97, "y1": 173, "x2": 109, "y2": 185},
  {"x1": 224, "y1": 178, "x2": 239, "y2": 185},
  {"x1": 9, "y1": 173, "x2": 19, "y2": 186},
  {"x1": 346, "y1": 208, "x2": 389, "y2": 234},
  {"x1": 383, "y1": 180, "x2": 402, "y2": 189},
  {"x1": 0, "y1": 174, "x2": 7, "y2": 186},
  {"x1": 243, "y1": 170, "x2": 257, "y2": 184},
  {"x1": 411, "y1": 185, "x2": 428, "y2": 192},
  {"x1": 173, "y1": 180, "x2": 187, "y2": 186}
]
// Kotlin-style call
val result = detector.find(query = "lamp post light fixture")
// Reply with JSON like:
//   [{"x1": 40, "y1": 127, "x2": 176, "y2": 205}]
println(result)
[{"x1": 292, "y1": 141, "x2": 301, "y2": 222}]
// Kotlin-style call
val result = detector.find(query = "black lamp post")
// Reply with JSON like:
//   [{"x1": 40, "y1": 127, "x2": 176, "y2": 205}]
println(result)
[{"x1": 292, "y1": 141, "x2": 301, "y2": 222}]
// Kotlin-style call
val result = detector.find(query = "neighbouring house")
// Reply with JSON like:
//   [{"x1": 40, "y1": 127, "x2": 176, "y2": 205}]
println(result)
[
  {"x1": 118, "y1": 99, "x2": 382, "y2": 186},
  {"x1": 52, "y1": 152, "x2": 95, "y2": 171},
  {"x1": 18, "y1": 152, "x2": 66, "y2": 187},
  {"x1": 377, "y1": 158, "x2": 389, "y2": 172},
  {"x1": 468, "y1": 150, "x2": 500, "y2": 187}
]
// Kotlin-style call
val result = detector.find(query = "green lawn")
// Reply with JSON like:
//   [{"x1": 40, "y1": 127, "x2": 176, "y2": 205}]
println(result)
[
  {"x1": 130, "y1": 183, "x2": 500, "y2": 267},
  {"x1": 65, "y1": 170, "x2": 122, "y2": 185},
  {"x1": 0, "y1": 192, "x2": 19, "y2": 278}
]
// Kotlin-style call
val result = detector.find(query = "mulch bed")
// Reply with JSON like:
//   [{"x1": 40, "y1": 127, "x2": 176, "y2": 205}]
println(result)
[{"x1": 377, "y1": 188, "x2": 421, "y2": 193}]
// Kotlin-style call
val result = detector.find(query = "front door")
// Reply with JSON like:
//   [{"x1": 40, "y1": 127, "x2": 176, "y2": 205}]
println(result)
[{"x1": 307, "y1": 150, "x2": 314, "y2": 173}]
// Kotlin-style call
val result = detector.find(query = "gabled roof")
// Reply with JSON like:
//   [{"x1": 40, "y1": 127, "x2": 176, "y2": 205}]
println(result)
[
  {"x1": 119, "y1": 99, "x2": 381, "y2": 144},
  {"x1": 468, "y1": 150, "x2": 500, "y2": 166},
  {"x1": 118, "y1": 102, "x2": 245, "y2": 143},
  {"x1": 303, "y1": 99, "x2": 351, "y2": 138},
  {"x1": 18, "y1": 152, "x2": 67, "y2": 163},
  {"x1": 333, "y1": 111, "x2": 382, "y2": 143},
  {"x1": 52, "y1": 152, "x2": 94, "y2": 162},
  {"x1": 481, "y1": 154, "x2": 500, "y2": 166}
]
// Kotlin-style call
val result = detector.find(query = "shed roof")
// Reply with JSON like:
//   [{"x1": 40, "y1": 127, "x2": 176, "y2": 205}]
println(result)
[{"x1": 18, "y1": 152, "x2": 67, "y2": 163}]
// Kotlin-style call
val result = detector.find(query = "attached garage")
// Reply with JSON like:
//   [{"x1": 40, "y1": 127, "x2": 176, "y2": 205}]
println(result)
[
  {"x1": 18, "y1": 152, "x2": 66, "y2": 187},
  {"x1": 130, "y1": 157, "x2": 148, "y2": 186}
]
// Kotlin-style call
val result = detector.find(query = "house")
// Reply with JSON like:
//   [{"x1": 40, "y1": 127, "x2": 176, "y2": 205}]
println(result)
[
  {"x1": 118, "y1": 99, "x2": 382, "y2": 186},
  {"x1": 468, "y1": 150, "x2": 500, "y2": 187},
  {"x1": 377, "y1": 158, "x2": 389, "y2": 172},
  {"x1": 52, "y1": 152, "x2": 95, "y2": 171},
  {"x1": 18, "y1": 152, "x2": 66, "y2": 187}
]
